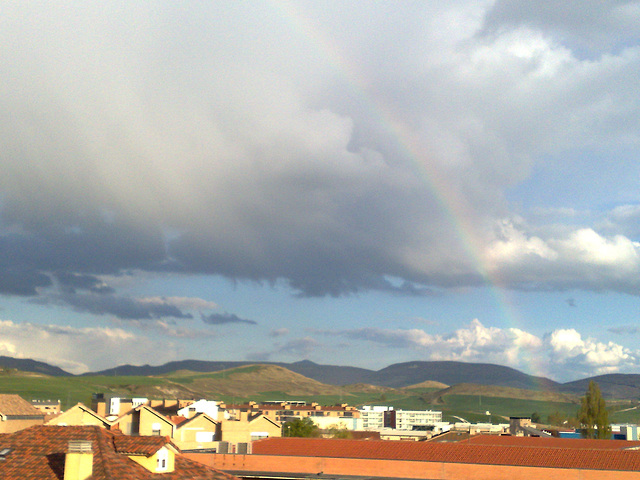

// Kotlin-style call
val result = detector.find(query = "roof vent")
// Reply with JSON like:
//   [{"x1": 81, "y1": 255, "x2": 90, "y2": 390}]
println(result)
[
  {"x1": 68, "y1": 440, "x2": 93, "y2": 453},
  {"x1": 0, "y1": 448, "x2": 12, "y2": 460}
]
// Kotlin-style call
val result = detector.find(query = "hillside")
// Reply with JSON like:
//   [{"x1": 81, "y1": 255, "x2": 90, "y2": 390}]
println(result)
[
  {"x1": 4, "y1": 355, "x2": 640, "y2": 401},
  {"x1": 404, "y1": 380, "x2": 450, "y2": 390},
  {"x1": 368, "y1": 361, "x2": 559, "y2": 390},
  {"x1": 0, "y1": 356, "x2": 71, "y2": 376},
  {"x1": 86, "y1": 359, "x2": 375, "y2": 386},
  {"x1": 560, "y1": 374, "x2": 640, "y2": 399},
  {"x1": 85, "y1": 359, "x2": 559, "y2": 391},
  {"x1": 162, "y1": 364, "x2": 353, "y2": 398},
  {"x1": 422, "y1": 383, "x2": 579, "y2": 404}
]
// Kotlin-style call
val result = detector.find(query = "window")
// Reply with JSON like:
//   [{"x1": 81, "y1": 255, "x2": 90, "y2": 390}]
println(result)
[
  {"x1": 156, "y1": 448, "x2": 169, "y2": 472},
  {"x1": 152, "y1": 422, "x2": 162, "y2": 436}
]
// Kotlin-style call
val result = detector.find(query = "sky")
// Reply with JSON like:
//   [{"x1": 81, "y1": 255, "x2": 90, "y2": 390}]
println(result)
[{"x1": 0, "y1": 1, "x2": 639, "y2": 382}]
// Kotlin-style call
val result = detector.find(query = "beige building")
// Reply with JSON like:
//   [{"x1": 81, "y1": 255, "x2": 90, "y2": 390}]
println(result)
[
  {"x1": 112, "y1": 404, "x2": 176, "y2": 437},
  {"x1": 227, "y1": 401, "x2": 359, "y2": 424},
  {"x1": 87, "y1": 395, "x2": 282, "y2": 451},
  {"x1": 0, "y1": 394, "x2": 45, "y2": 433},
  {"x1": 31, "y1": 399, "x2": 61, "y2": 415},
  {"x1": 174, "y1": 413, "x2": 221, "y2": 451},
  {"x1": 46, "y1": 403, "x2": 111, "y2": 428},
  {"x1": 221, "y1": 411, "x2": 282, "y2": 444}
]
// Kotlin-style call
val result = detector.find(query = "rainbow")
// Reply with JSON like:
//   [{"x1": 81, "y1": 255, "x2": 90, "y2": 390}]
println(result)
[{"x1": 270, "y1": 1, "x2": 548, "y2": 383}]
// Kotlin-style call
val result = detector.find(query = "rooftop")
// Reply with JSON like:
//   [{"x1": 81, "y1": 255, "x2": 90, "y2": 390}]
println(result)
[
  {"x1": 252, "y1": 436, "x2": 640, "y2": 471},
  {"x1": 0, "y1": 425, "x2": 238, "y2": 479},
  {"x1": 0, "y1": 394, "x2": 45, "y2": 417}
]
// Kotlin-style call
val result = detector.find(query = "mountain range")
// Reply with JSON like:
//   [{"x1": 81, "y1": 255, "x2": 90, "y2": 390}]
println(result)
[{"x1": 2, "y1": 356, "x2": 640, "y2": 399}]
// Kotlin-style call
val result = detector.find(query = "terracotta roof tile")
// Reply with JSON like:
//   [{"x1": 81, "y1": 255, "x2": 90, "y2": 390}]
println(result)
[
  {"x1": 0, "y1": 425, "x2": 238, "y2": 479},
  {"x1": 0, "y1": 394, "x2": 44, "y2": 417},
  {"x1": 253, "y1": 437, "x2": 640, "y2": 471},
  {"x1": 169, "y1": 415, "x2": 189, "y2": 426},
  {"x1": 113, "y1": 434, "x2": 174, "y2": 456},
  {"x1": 464, "y1": 434, "x2": 640, "y2": 450}
]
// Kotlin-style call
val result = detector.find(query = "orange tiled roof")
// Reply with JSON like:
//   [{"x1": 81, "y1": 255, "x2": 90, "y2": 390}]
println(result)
[
  {"x1": 0, "y1": 425, "x2": 238, "y2": 480},
  {"x1": 464, "y1": 434, "x2": 640, "y2": 450},
  {"x1": 252, "y1": 437, "x2": 640, "y2": 471},
  {"x1": 113, "y1": 434, "x2": 175, "y2": 456},
  {"x1": 0, "y1": 394, "x2": 44, "y2": 417},
  {"x1": 169, "y1": 415, "x2": 189, "y2": 426}
]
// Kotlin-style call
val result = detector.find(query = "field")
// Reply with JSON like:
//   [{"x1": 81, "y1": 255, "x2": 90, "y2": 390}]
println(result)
[{"x1": 2, "y1": 364, "x2": 637, "y2": 426}]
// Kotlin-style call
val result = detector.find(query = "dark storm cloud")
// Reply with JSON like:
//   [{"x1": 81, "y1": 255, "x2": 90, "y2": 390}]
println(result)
[
  {"x1": 54, "y1": 272, "x2": 114, "y2": 294},
  {"x1": 0, "y1": 1, "x2": 638, "y2": 303},
  {"x1": 36, "y1": 293, "x2": 193, "y2": 320},
  {"x1": 0, "y1": 268, "x2": 51, "y2": 296},
  {"x1": 481, "y1": 0, "x2": 640, "y2": 54},
  {"x1": 201, "y1": 313, "x2": 258, "y2": 326}
]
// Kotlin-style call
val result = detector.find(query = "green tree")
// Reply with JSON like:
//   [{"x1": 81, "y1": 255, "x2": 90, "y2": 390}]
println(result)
[
  {"x1": 283, "y1": 417, "x2": 320, "y2": 438},
  {"x1": 578, "y1": 380, "x2": 611, "y2": 439},
  {"x1": 328, "y1": 425, "x2": 352, "y2": 439}
]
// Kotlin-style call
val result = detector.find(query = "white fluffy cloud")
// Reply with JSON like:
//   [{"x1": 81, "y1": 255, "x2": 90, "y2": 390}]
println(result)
[
  {"x1": 0, "y1": 320, "x2": 171, "y2": 375},
  {"x1": 548, "y1": 328, "x2": 634, "y2": 376},
  {"x1": 329, "y1": 319, "x2": 637, "y2": 381},
  {"x1": 484, "y1": 220, "x2": 640, "y2": 292}
]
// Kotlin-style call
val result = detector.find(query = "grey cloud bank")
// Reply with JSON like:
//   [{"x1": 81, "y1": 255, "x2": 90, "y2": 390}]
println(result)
[
  {"x1": 0, "y1": 1, "x2": 638, "y2": 299},
  {"x1": 0, "y1": 1, "x2": 639, "y2": 376}
]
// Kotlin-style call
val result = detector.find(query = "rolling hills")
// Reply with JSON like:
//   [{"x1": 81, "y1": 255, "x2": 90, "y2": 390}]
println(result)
[
  {"x1": 86, "y1": 359, "x2": 560, "y2": 391},
  {"x1": 3, "y1": 355, "x2": 640, "y2": 400},
  {"x1": 2, "y1": 357, "x2": 640, "y2": 425}
]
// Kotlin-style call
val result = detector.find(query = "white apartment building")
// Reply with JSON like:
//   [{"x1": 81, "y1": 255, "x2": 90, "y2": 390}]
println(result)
[
  {"x1": 359, "y1": 406, "x2": 392, "y2": 430},
  {"x1": 358, "y1": 406, "x2": 442, "y2": 431},
  {"x1": 394, "y1": 409, "x2": 442, "y2": 430}
]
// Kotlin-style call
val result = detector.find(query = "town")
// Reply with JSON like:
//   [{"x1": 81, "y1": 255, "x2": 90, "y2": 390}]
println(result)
[
  {"x1": 1, "y1": 1, "x2": 638, "y2": 479},
  {"x1": 2, "y1": 384, "x2": 640, "y2": 479}
]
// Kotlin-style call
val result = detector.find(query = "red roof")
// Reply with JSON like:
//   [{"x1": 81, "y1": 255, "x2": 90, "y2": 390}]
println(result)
[
  {"x1": 169, "y1": 415, "x2": 189, "y2": 426},
  {"x1": 464, "y1": 434, "x2": 640, "y2": 450},
  {"x1": 113, "y1": 434, "x2": 175, "y2": 456},
  {"x1": 0, "y1": 425, "x2": 238, "y2": 480},
  {"x1": 252, "y1": 437, "x2": 640, "y2": 471}
]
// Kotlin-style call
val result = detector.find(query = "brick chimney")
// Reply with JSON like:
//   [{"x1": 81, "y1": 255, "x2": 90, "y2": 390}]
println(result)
[{"x1": 64, "y1": 440, "x2": 93, "y2": 480}]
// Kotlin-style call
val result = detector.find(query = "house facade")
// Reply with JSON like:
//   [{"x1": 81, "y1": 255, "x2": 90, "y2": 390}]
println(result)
[{"x1": 46, "y1": 402, "x2": 111, "y2": 428}]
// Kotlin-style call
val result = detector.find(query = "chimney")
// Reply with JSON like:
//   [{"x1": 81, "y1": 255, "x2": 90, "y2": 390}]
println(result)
[{"x1": 64, "y1": 441, "x2": 93, "y2": 480}]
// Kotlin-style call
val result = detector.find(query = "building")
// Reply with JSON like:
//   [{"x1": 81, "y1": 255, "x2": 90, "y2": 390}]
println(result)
[
  {"x1": 112, "y1": 404, "x2": 176, "y2": 437},
  {"x1": 614, "y1": 424, "x2": 640, "y2": 441},
  {"x1": 359, "y1": 406, "x2": 442, "y2": 431},
  {"x1": 359, "y1": 405, "x2": 392, "y2": 430},
  {"x1": 91, "y1": 394, "x2": 149, "y2": 419},
  {"x1": 31, "y1": 399, "x2": 61, "y2": 415},
  {"x1": 508, "y1": 416, "x2": 551, "y2": 437},
  {"x1": 173, "y1": 413, "x2": 221, "y2": 451},
  {"x1": 0, "y1": 424, "x2": 239, "y2": 479},
  {"x1": 221, "y1": 411, "x2": 282, "y2": 445},
  {"x1": 177, "y1": 399, "x2": 225, "y2": 420},
  {"x1": 187, "y1": 436, "x2": 640, "y2": 480},
  {"x1": 391, "y1": 409, "x2": 443, "y2": 430},
  {"x1": 0, "y1": 394, "x2": 45, "y2": 433},
  {"x1": 227, "y1": 401, "x2": 359, "y2": 424},
  {"x1": 104, "y1": 401, "x2": 280, "y2": 451},
  {"x1": 46, "y1": 403, "x2": 112, "y2": 428}
]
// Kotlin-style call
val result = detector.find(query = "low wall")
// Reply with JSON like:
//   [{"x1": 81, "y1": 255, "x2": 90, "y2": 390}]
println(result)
[{"x1": 184, "y1": 453, "x2": 640, "y2": 480}]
